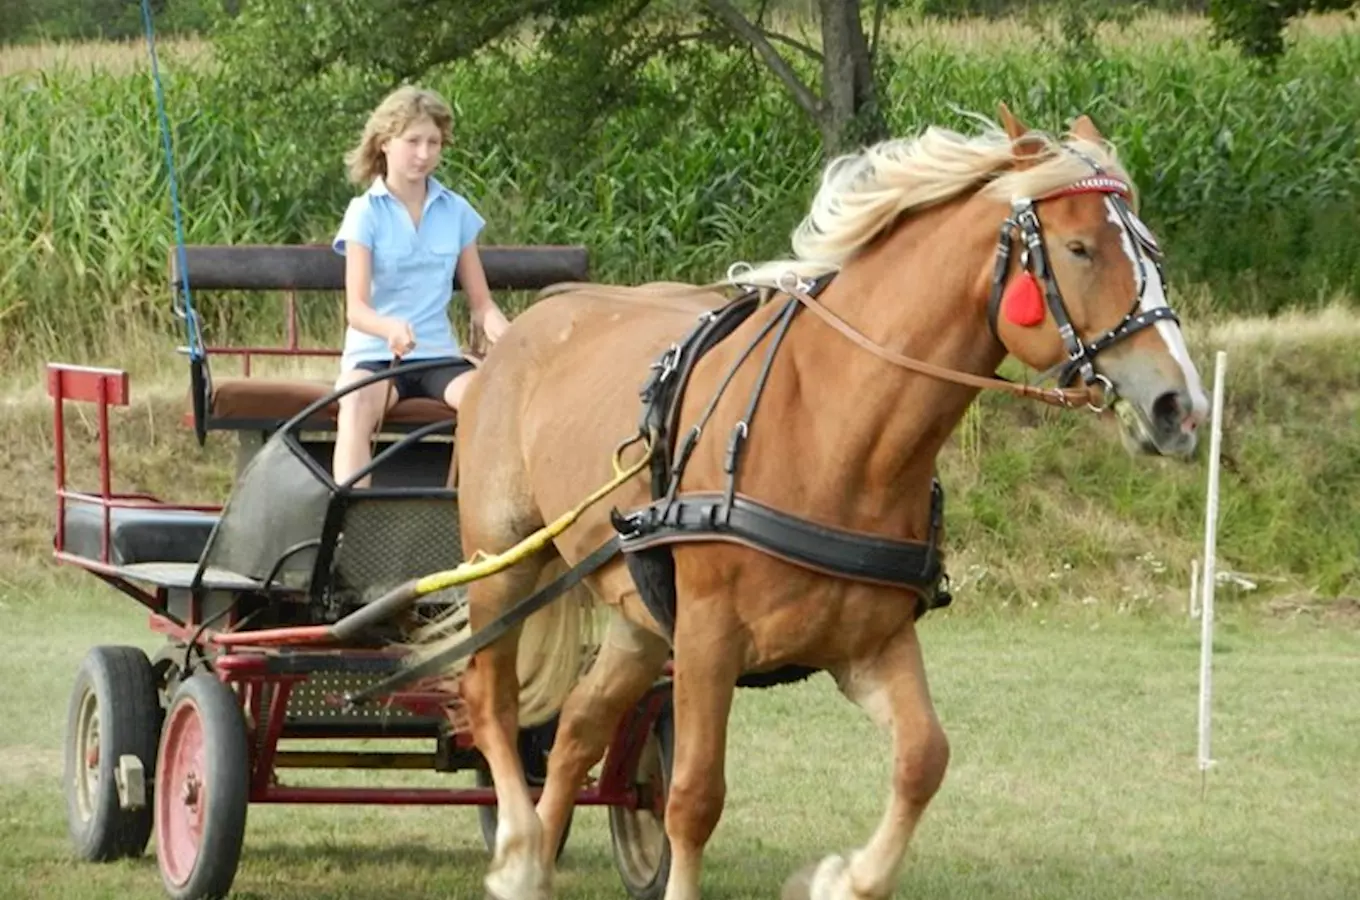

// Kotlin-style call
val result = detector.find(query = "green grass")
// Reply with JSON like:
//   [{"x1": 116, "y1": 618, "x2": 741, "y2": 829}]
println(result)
[
  {"x1": 2, "y1": 572, "x2": 1357, "y2": 898},
  {"x1": 5, "y1": 302, "x2": 1360, "y2": 611}
]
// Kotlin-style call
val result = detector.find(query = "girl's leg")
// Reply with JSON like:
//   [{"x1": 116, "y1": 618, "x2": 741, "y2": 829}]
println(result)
[
  {"x1": 332, "y1": 370, "x2": 398, "y2": 487},
  {"x1": 442, "y1": 369, "x2": 476, "y2": 409}
]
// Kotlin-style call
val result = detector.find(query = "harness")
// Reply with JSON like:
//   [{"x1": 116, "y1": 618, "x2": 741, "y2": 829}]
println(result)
[{"x1": 611, "y1": 279, "x2": 949, "y2": 638}]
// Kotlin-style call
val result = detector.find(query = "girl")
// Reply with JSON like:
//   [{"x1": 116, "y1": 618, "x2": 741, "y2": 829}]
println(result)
[{"x1": 330, "y1": 85, "x2": 510, "y2": 487}]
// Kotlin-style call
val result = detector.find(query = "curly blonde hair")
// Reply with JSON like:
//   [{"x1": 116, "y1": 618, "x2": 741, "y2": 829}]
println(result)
[{"x1": 344, "y1": 85, "x2": 454, "y2": 185}]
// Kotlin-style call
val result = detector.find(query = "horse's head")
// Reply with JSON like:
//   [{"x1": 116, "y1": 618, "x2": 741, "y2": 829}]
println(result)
[{"x1": 987, "y1": 106, "x2": 1207, "y2": 458}]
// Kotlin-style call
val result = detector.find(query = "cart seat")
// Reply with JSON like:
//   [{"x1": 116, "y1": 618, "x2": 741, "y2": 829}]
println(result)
[
  {"x1": 200, "y1": 378, "x2": 454, "y2": 433},
  {"x1": 62, "y1": 502, "x2": 220, "y2": 566}
]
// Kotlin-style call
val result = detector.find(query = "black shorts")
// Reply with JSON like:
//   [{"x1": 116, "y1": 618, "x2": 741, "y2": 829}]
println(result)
[{"x1": 353, "y1": 356, "x2": 476, "y2": 402}]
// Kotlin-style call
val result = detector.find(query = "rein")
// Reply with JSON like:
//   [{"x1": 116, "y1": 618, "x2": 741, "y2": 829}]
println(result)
[
  {"x1": 780, "y1": 278, "x2": 1099, "y2": 409},
  {"x1": 767, "y1": 174, "x2": 1172, "y2": 413}
]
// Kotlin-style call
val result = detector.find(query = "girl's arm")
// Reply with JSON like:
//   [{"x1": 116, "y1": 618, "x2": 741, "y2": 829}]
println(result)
[
  {"x1": 346, "y1": 243, "x2": 414, "y2": 354},
  {"x1": 458, "y1": 242, "x2": 510, "y2": 343}
]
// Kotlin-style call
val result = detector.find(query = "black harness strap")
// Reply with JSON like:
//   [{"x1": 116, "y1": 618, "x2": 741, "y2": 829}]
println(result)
[
  {"x1": 615, "y1": 275, "x2": 952, "y2": 638},
  {"x1": 985, "y1": 183, "x2": 1182, "y2": 391},
  {"x1": 617, "y1": 488, "x2": 946, "y2": 597},
  {"x1": 638, "y1": 290, "x2": 766, "y2": 498}
]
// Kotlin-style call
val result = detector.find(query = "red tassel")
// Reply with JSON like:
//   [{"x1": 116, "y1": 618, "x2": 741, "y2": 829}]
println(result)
[{"x1": 1003, "y1": 272, "x2": 1045, "y2": 327}]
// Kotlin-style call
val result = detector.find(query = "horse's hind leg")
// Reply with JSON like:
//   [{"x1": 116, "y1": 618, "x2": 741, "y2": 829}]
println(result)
[
  {"x1": 782, "y1": 624, "x2": 949, "y2": 900},
  {"x1": 662, "y1": 603, "x2": 745, "y2": 900},
  {"x1": 462, "y1": 558, "x2": 554, "y2": 900},
  {"x1": 535, "y1": 609, "x2": 671, "y2": 865}
]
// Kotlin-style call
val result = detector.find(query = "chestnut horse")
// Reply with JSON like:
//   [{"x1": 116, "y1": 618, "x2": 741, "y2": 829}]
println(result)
[{"x1": 439, "y1": 107, "x2": 1207, "y2": 900}]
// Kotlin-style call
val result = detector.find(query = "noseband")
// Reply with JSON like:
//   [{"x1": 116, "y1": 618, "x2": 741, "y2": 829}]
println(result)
[{"x1": 984, "y1": 174, "x2": 1181, "y2": 395}]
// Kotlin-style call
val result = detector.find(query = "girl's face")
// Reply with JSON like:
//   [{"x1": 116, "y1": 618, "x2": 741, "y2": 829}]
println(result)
[{"x1": 381, "y1": 116, "x2": 443, "y2": 186}]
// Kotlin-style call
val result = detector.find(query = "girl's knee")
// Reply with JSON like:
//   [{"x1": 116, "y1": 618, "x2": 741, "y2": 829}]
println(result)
[
  {"x1": 443, "y1": 371, "x2": 476, "y2": 408},
  {"x1": 337, "y1": 384, "x2": 389, "y2": 429}
]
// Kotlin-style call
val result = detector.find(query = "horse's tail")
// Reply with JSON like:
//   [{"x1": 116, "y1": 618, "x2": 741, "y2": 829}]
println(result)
[
  {"x1": 511, "y1": 556, "x2": 600, "y2": 726},
  {"x1": 411, "y1": 556, "x2": 600, "y2": 728}
]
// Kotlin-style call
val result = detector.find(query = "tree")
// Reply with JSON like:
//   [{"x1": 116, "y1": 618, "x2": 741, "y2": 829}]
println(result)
[
  {"x1": 215, "y1": 1, "x2": 890, "y2": 159},
  {"x1": 1208, "y1": 0, "x2": 1358, "y2": 65},
  {"x1": 705, "y1": 0, "x2": 889, "y2": 152}
]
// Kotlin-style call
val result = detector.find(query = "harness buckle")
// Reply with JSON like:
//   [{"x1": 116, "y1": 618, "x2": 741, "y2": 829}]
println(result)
[
  {"x1": 776, "y1": 271, "x2": 815, "y2": 296},
  {"x1": 651, "y1": 343, "x2": 682, "y2": 382}
]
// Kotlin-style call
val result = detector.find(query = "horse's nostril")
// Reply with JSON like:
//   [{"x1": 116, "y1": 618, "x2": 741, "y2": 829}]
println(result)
[{"x1": 1152, "y1": 391, "x2": 1187, "y2": 431}]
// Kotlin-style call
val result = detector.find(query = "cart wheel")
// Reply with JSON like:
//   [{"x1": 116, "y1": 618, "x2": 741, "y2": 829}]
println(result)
[
  {"x1": 155, "y1": 674, "x2": 250, "y2": 900},
  {"x1": 65, "y1": 646, "x2": 163, "y2": 862},
  {"x1": 609, "y1": 699, "x2": 673, "y2": 900},
  {"x1": 474, "y1": 766, "x2": 573, "y2": 860}
]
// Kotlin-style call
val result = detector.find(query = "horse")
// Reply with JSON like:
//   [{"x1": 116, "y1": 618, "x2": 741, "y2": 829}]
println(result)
[{"x1": 436, "y1": 105, "x2": 1208, "y2": 900}]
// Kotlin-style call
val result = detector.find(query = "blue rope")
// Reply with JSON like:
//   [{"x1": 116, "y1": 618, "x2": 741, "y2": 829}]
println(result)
[{"x1": 140, "y1": 0, "x2": 202, "y2": 358}]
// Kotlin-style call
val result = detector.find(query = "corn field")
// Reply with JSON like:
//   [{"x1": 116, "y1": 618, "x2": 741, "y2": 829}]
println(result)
[{"x1": 1, "y1": 14, "x2": 1358, "y2": 361}]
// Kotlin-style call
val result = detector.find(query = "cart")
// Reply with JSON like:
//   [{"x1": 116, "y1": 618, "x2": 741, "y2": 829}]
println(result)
[{"x1": 50, "y1": 244, "x2": 673, "y2": 900}]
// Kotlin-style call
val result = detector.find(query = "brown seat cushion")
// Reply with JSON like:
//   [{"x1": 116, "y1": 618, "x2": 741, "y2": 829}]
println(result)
[{"x1": 203, "y1": 378, "x2": 455, "y2": 429}]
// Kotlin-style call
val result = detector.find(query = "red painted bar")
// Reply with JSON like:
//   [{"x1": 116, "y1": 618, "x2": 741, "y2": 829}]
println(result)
[
  {"x1": 210, "y1": 625, "x2": 336, "y2": 647},
  {"x1": 254, "y1": 785, "x2": 637, "y2": 808}
]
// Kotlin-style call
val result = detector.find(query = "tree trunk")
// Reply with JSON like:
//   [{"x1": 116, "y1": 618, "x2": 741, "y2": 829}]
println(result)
[{"x1": 817, "y1": 0, "x2": 887, "y2": 156}]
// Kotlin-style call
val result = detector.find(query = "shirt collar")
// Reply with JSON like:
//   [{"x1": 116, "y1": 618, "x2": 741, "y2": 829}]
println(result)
[{"x1": 367, "y1": 175, "x2": 451, "y2": 203}]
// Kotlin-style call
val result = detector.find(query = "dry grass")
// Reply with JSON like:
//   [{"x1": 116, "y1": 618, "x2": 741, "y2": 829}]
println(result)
[
  {"x1": 766, "y1": 9, "x2": 1360, "y2": 52},
  {"x1": 0, "y1": 36, "x2": 209, "y2": 77},
  {"x1": 4, "y1": 301, "x2": 1360, "y2": 607},
  {"x1": 1, "y1": 11, "x2": 1354, "y2": 79},
  {"x1": 1206, "y1": 300, "x2": 1360, "y2": 346}
]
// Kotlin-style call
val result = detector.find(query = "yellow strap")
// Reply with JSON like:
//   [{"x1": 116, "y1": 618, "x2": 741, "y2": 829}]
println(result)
[{"x1": 412, "y1": 433, "x2": 653, "y2": 597}]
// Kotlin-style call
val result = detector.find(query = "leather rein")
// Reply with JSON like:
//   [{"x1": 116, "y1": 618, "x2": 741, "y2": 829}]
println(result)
[{"x1": 770, "y1": 173, "x2": 1176, "y2": 414}]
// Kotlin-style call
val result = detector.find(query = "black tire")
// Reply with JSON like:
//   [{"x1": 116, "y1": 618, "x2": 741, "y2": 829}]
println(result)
[
  {"x1": 608, "y1": 699, "x2": 674, "y2": 900},
  {"x1": 154, "y1": 674, "x2": 250, "y2": 900},
  {"x1": 64, "y1": 645, "x2": 163, "y2": 862}
]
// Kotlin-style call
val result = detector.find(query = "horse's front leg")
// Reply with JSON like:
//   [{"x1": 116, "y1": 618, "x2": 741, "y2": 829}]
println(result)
[{"x1": 782, "y1": 623, "x2": 950, "y2": 900}]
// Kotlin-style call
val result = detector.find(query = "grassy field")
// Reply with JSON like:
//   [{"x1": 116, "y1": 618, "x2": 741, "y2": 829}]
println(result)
[
  {"x1": 1, "y1": 572, "x2": 1356, "y2": 899},
  {"x1": 2, "y1": 305, "x2": 1357, "y2": 896},
  {"x1": 7, "y1": 299, "x2": 1360, "y2": 610}
]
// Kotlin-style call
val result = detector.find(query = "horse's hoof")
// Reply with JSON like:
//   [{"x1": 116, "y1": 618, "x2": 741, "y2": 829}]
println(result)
[
  {"x1": 782, "y1": 855, "x2": 852, "y2": 900},
  {"x1": 781, "y1": 861, "x2": 820, "y2": 900},
  {"x1": 486, "y1": 870, "x2": 549, "y2": 897}
]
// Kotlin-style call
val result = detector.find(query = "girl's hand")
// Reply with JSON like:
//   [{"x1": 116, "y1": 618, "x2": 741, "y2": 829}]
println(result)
[
  {"x1": 477, "y1": 306, "x2": 511, "y2": 345},
  {"x1": 385, "y1": 319, "x2": 416, "y2": 357}
]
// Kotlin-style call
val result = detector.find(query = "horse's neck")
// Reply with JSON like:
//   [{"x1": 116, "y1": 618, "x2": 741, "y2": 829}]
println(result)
[{"x1": 761, "y1": 199, "x2": 1006, "y2": 538}]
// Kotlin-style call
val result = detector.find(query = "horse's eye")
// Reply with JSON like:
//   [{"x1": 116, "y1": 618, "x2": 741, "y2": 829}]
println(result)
[{"x1": 1066, "y1": 240, "x2": 1091, "y2": 260}]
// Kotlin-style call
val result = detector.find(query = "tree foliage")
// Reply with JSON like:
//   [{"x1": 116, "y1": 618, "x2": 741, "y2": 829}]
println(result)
[
  {"x1": 212, "y1": 1, "x2": 889, "y2": 161},
  {"x1": 1208, "y1": 0, "x2": 1357, "y2": 65}
]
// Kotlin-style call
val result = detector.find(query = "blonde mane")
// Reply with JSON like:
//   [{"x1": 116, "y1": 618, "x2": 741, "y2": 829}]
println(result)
[{"x1": 732, "y1": 118, "x2": 1133, "y2": 290}]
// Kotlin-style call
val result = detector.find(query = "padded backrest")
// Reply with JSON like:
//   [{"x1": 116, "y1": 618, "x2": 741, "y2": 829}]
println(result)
[{"x1": 170, "y1": 244, "x2": 590, "y2": 292}]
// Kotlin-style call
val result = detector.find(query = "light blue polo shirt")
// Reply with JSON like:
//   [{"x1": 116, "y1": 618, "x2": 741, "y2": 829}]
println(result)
[{"x1": 332, "y1": 176, "x2": 485, "y2": 370}]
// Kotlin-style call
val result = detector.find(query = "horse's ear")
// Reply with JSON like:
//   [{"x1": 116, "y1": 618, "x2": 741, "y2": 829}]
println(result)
[
  {"x1": 1070, "y1": 113, "x2": 1104, "y2": 143},
  {"x1": 998, "y1": 102, "x2": 1028, "y2": 141},
  {"x1": 998, "y1": 101, "x2": 1044, "y2": 162}
]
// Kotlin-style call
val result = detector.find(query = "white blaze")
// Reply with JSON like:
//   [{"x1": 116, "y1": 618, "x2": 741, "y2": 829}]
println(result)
[{"x1": 1106, "y1": 198, "x2": 1209, "y2": 421}]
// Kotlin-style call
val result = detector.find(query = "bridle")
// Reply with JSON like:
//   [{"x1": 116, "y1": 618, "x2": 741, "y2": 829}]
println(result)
[
  {"x1": 777, "y1": 170, "x2": 1178, "y2": 413},
  {"x1": 985, "y1": 173, "x2": 1179, "y2": 397}
]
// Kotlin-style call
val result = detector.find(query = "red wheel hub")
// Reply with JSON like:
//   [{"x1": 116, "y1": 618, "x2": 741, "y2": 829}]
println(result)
[{"x1": 156, "y1": 700, "x2": 207, "y2": 887}]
